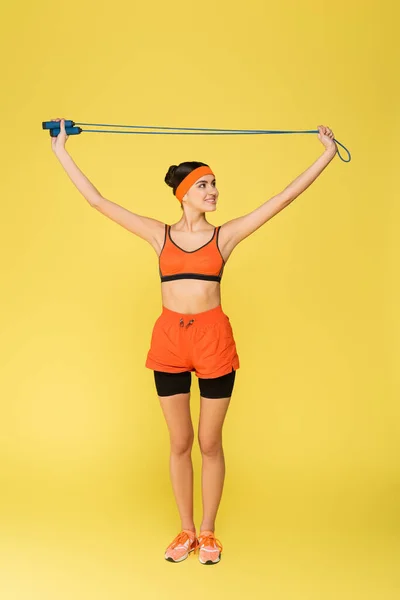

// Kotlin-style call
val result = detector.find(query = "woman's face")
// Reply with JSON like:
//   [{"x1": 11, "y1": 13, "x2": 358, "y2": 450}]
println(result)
[{"x1": 183, "y1": 174, "x2": 219, "y2": 211}]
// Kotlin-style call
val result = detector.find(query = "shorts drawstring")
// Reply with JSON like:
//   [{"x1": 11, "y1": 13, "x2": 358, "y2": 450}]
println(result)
[{"x1": 180, "y1": 318, "x2": 195, "y2": 329}]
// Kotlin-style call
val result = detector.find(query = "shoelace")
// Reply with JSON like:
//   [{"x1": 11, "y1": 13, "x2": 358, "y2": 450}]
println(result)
[
  {"x1": 197, "y1": 532, "x2": 223, "y2": 554},
  {"x1": 167, "y1": 530, "x2": 197, "y2": 551}
]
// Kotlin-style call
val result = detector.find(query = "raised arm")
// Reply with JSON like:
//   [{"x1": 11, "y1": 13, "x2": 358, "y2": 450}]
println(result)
[
  {"x1": 220, "y1": 125, "x2": 338, "y2": 248},
  {"x1": 51, "y1": 118, "x2": 164, "y2": 247}
]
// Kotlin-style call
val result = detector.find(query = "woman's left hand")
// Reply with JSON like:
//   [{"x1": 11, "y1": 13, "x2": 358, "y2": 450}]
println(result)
[{"x1": 317, "y1": 125, "x2": 337, "y2": 153}]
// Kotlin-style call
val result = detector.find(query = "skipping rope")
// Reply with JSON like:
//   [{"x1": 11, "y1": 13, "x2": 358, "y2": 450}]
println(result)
[{"x1": 41, "y1": 120, "x2": 351, "y2": 163}]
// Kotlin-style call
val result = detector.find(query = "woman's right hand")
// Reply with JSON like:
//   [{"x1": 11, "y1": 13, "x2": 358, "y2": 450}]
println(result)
[{"x1": 50, "y1": 118, "x2": 69, "y2": 154}]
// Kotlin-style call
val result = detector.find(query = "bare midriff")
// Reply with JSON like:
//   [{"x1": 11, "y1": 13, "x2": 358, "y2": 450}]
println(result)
[{"x1": 161, "y1": 279, "x2": 222, "y2": 314}]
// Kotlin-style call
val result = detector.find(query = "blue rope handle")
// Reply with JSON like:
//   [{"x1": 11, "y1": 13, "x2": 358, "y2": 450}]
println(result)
[{"x1": 46, "y1": 120, "x2": 352, "y2": 162}]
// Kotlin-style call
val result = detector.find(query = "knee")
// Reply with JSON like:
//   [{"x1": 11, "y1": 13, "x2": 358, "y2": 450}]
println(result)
[
  {"x1": 170, "y1": 432, "x2": 194, "y2": 455},
  {"x1": 198, "y1": 435, "x2": 223, "y2": 457}
]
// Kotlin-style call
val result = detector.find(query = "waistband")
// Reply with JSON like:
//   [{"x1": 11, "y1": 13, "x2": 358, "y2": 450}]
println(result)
[{"x1": 161, "y1": 304, "x2": 226, "y2": 326}]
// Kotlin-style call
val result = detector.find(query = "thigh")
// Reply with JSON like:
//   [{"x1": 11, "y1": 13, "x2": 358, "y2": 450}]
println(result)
[
  {"x1": 155, "y1": 371, "x2": 194, "y2": 449},
  {"x1": 192, "y1": 316, "x2": 240, "y2": 380},
  {"x1": 198, "y1": 370, "x2": 236, "y2": 448},
  {"x1": 154, "y1": 370, "x2": 192, "y2": 397},
  {"x1": 146, "y1": 315, "x2": 190, "y2": 373},
  {"x1": 198, "y1": 368, "x2": 236, "y2": 399},
  {"x1": 198, "y1": 393, "x2": 231, "y2": 452}
]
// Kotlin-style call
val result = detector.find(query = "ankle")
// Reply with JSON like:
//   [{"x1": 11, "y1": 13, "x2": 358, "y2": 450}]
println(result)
[{"x1": 199, "y1": 525, "x2": 215, "y2": 534}]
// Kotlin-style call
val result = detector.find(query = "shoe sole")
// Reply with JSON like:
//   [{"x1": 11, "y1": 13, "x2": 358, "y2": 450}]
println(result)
[
  {"x1": 199, "y1": 554, "x2": 222, "y2": 565},
  {"x1": 165, "y1": 547, "x2": 197, "y2": 563}
]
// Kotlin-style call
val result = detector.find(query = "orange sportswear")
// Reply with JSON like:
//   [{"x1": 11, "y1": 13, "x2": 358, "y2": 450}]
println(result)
[{"x1": 159, "y1": 224, "x2": 225, "y2": 283}]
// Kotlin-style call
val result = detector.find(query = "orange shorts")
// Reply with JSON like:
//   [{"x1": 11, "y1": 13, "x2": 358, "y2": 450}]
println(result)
[{"x1": 145, "y1": 304, "x2": 240, "y2": 379}]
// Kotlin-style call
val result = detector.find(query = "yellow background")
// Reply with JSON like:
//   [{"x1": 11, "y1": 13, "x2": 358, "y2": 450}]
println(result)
[{"x1": 0, "y1": 0, "x2": 398, "y2": 598}]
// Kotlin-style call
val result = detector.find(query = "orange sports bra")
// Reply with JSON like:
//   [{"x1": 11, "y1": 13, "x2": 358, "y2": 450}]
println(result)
[{"x1": 159, "y1": 224, "x2": 225, "y2": 283}]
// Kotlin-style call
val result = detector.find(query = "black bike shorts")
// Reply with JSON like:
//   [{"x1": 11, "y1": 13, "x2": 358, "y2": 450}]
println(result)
[{"x1": 153, "y1": 367, "x2": 236, "y2": 399}]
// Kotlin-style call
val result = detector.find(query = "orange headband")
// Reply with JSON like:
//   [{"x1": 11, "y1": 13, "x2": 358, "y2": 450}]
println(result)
[{"x1": 175, "y1": 166, "x2": 215, "y2": 202}]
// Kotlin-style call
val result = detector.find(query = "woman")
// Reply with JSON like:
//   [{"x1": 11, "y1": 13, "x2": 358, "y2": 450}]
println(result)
[{"x1": 51, "y1": 118, "x2": 337, "y2": 565}]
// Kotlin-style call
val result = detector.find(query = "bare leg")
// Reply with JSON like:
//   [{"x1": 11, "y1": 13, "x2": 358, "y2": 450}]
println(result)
[
  {"x1": 159, "y1": 392, "x2": 196, "y2": 532},
  {"x1": 198, "y1": 396, "x2": 231, "y2": 532}
]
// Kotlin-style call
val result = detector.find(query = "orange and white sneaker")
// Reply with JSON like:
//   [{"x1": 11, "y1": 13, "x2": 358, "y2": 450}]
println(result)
[
  {"x1": 197, "y1": 530, "x2": 223, "y2": 565},
  {"x1": 164, "y1": 529, "x2": 198, "y2": 562}
]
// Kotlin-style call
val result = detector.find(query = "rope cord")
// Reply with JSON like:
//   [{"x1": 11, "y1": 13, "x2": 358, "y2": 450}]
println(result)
[{"x1": 45, "y1": 120, "x2": 351, "y2": 162}]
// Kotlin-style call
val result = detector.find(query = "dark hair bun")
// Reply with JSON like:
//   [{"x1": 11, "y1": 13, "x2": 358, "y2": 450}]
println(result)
[{"x1": 164, "y1": 165, "x2": 178, "y2": 188}]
